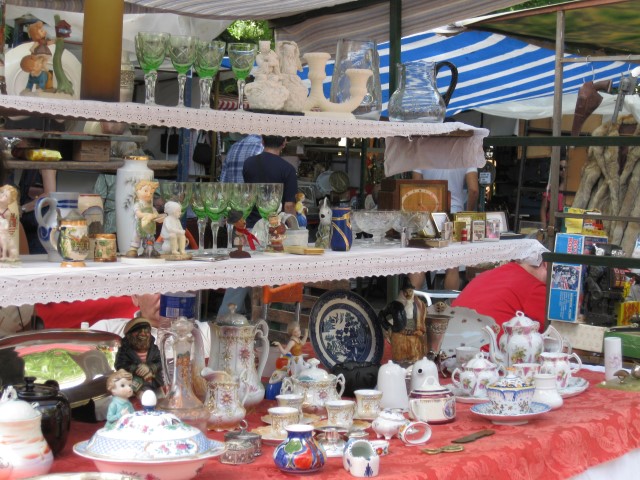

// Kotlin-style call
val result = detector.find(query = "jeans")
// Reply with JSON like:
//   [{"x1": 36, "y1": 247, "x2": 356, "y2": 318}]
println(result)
[{"x1": 217, "y1": 287, "x2": 252, "y2": 316}]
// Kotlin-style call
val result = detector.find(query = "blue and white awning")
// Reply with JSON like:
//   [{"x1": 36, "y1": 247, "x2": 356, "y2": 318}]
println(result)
[{"x1": 300, "y1": 30, "x2": 635, "y2": 118}]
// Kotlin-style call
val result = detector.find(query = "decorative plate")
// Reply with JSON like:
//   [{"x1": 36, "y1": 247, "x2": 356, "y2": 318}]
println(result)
[
  {"x1": 6, "y1": 42, "x2": 82, "y2": 98},
  {"x1": 315, "y1": 171, "x2": 333, "y2": 196},
  {"x1": 431, "y1": 305, "x2": 497, "y2": 357},
  {"x1": 250, "y1": 425, "x2": 288, "y2": 445},
  {"x1": 444, "y1": 384, "x2": 491, "y2": 405},
  {"x1": 558, "y1": 376, "x2": 588, "y2": 398},
  {"x1": 470, "y1": 401, "x2": 551, "y2": 426},
  {"x1": 309, "y1": 290, "x2": 384, "y2": 369}
]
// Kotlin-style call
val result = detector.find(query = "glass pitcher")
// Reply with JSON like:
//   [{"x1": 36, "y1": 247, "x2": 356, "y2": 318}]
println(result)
[{"x1": 388, "y1": 60, "x2": 458, "y2": 123}]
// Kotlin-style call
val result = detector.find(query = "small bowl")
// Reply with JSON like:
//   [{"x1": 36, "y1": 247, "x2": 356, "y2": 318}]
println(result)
[
  {"x1": 486, "y1": 376, "x2": 535, "y2": 415},
  {"x1": 370, "y1": 439, "x2": 389, "y2": 456}
]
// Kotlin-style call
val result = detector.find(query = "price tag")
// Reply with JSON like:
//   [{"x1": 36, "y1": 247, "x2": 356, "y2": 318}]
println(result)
[{"x1": 479, "y1": 171, "x2": 492, "y2": 185}]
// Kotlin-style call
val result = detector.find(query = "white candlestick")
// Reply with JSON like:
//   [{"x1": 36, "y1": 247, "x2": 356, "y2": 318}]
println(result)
[{"x1": 604, "y1": 337, "x2": 623, "y2": 381}]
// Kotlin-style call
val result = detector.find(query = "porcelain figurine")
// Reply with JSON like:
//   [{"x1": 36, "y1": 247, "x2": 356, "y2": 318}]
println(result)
[
  {"x1": 105, "y1": 369, "x2": 135, "y2": 429},
  {"x1": 295, "y1": 192, "x2": 308, "y2": 227},
  {"x1": 0, "y1": 185, "x2": 20, "y2": 263},
  {"x1": 276, "y1": 40, "x2": 308, "y2": 112},
  {"x1": 0, "y1": 386, "x2": 53, "y2": 478},
  {"x1": 267, "y1": 212, "x2": 286, "y2": 252},
  {"x1": 160, "y1": 201, "x2": 191, "y2": 260},
  {"x1": 245, "y1": 40, "x2": 289, "y2": 111},
  {"x1": 371, "y1": 408, "x2": 408, "y2": 440},
  {"x1": 125, "y1": 180, "x2": 166, "y2": 258},
  {"x1": 20, "y1": 55, "x2": 50, "y2": 93},
  {"x1": 272, "y1": 321, "x2": 308, "y2": 375},
  {"x1": 314, "y1": 198, "x2": 331, "y2": 249},
  {"x1": 228, "y1": 210, "x2": 258, "y2": 259}
]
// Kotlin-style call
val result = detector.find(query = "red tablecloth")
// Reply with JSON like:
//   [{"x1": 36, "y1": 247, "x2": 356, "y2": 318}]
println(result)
[{"x1": 49, "y1": 370, "x2": 640, "y2": 480}]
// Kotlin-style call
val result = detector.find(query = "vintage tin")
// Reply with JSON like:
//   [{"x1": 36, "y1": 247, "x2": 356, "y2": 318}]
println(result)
[{"x1": 93, "y1": 233, "x2": 117, "y2": 262}]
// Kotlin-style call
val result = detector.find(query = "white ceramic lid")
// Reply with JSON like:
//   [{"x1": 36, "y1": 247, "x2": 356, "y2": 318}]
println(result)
[
  {"x1": 0, "y1": 386, "x2": 40, "y2": 421},
  {"x1": 298, "y1": 358, "x2": 331, "y2": 381}
]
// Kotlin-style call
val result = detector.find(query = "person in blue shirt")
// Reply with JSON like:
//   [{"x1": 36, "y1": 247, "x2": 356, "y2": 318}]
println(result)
[{"x1": 220, "y1": 134, "x2": 263, "y2": 183}]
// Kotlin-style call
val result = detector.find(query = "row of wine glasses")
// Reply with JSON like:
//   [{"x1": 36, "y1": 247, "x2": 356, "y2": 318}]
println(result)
[{"x1": 134, "y1": 32, "x2": 257, "y2": 109}]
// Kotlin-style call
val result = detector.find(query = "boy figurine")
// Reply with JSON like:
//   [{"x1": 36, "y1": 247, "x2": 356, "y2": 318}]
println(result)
[
  {"x1": 105, "y1": 369, "x2": 135, "y2": 429},
  {"x1": 267, "y1": 212, "x2": 286, "y2": 252},
  {"x1": 126, "y1": 180, "x2": 166, "y2": 258},
  {"x1": 20, "y1": 55, "x2": 50, "y2": 92},
  {"x1": 228, "y1": 209, "x2": 258, "y2": 259},
  {"x1": 160, "y1": 201, "x2": 190, "y2": 259}
]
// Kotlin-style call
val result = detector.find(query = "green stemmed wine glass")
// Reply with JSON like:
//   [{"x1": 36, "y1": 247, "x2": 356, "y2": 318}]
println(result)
[
  {"x1": 195, "y1": 40, "x2": 226, "y2": 109},
  {"x1": 135, "y1": 32, "x2": 170, "y2": 105},
  {"x1": 227, "y1": 43, "x2": 257, "y2": 110},
  {"x1": 190, "y1": 182, "x2": 208, "y2": 254},
  {"x1": 202, "y1": 183, "x2": 230, "y2": 252},
  {"x1": 168, "y1": 35, "x2": 197, "y2": 107},
  {"x1": 159, "y1": 181, "x2": 193, "y2": 216},
  {"x1": 228, "y1": 183, "x2": 257, "y2": 220},
  {"x1": 255, "y1": 182, "x2": 283, "y2": 244}
]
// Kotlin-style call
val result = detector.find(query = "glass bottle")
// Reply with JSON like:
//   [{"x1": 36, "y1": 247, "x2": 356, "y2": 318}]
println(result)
[{"x1": 388, "y1": 60, "x2": 458, "y2": 123}]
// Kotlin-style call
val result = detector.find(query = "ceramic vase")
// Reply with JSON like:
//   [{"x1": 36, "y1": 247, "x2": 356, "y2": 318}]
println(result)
[
  {"x1": 330, "y1": 207, "x2": 352, "y2": 251},
  {"x1": 115, "y1": 157, "x2": 154, "y2": 254},
  {"x1": 273, "y1": 424, "x2": 326, "y2": 474},
  {"x1": 34, "y1": 192, "x2": 79, "y2": 262}
]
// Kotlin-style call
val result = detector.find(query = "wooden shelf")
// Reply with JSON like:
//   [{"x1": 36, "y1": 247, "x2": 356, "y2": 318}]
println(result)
[
  {"x1": 0, "y1": 129, "x2": 146, "y2": 143},
  {"x1": 5, "y1": 159, "x2": 177, "y2": 172}
]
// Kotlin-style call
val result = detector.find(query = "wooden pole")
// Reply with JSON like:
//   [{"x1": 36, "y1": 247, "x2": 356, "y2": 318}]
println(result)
[{"x1": 80, "y1": 0, "x2": 124, "y2": 101}]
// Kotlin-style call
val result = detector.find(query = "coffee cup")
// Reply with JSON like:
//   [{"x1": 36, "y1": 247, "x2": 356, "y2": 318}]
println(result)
[
  {"x1": 267, "y1": 406, "x2": 299, "y2": 436},
  {"x1": 455, "y1": 346, "x2": 480, "y2": 367},
  {"x1": 276, "y1": 393, "x2": 304, "y2": 421},
  {"x1": 353, "y1": 389, "x2": 382, "y2": 419},
  {"x1": 513, "y1": 363, "x2": 541, "y2": 385},
  {"x1": 325, "y1": 399, "x2": 356, "y2": 428}
]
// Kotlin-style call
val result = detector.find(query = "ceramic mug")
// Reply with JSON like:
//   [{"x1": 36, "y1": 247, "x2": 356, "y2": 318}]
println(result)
[
  {"x1": 35, "y1": 192, "x2": 80, "y2": 262},
  {"x1": 353, "y1": 389, "x2": 382, "y2": 420},
  {"x1": 325, "y1": 399, "x2": 356, "y2": 428},
  {"x1": 513, "y1": 362, "x2": 541, "y2": 385},
  {"x1": 267, "y1": 406, "x2": 299, "y2": 436},
  {"x1": 539, "y1": 352, "x2": 582, "y2": 390}
]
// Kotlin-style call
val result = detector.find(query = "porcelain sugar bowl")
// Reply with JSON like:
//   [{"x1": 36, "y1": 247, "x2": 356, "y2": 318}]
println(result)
[
  {"x1": 486, "y1": 371, "x2": 536, "y2": 415},
  {"x1": 0, "y1": 386, "x2": 53, "y2": 479},
  {"x1": 371, "y1": 408, "x2": 408, "y2": 440},
  {"x1": 281, "y1": 358, "x2": 345, "y2": 411},
  {"x1": 73, "y1": 394, "x2": 226, "y2": 480},
  {"x1": 451, "y1": 353, "x2": 506, "y2": 399}
]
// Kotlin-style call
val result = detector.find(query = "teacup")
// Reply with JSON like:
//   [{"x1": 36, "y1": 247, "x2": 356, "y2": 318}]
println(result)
[
  {"x1": 267, "y1": 406, "x2": 299, "y2": 436},
  {"x1": 539, "y1": 352, "x2": 582, "y2": 390},
  {"x1": 276, "y1": 393, "x2": 304, "y2": 421},
  {"x1": 456, "y1": 346, "x2": 480, "y2": 367},
  {"x1": 325, "y1": 399, "x2": 356, "y2": 428},
  {"x1": 353, "y1": 389, "x2": 382, "y2": 419},
  {"x1": 513, "y1": 363, "x2": 541, "y2": 385}
]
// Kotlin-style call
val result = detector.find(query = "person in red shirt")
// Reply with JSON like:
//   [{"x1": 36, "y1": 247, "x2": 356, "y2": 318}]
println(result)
[{"x1": 451, "y1": 259, "x2": 548, "y2": 337}]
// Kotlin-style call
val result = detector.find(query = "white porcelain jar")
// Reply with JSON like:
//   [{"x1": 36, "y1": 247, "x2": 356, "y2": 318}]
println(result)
[{"x1": 532, "y1": 373, "x2": 563, "y2": 410}]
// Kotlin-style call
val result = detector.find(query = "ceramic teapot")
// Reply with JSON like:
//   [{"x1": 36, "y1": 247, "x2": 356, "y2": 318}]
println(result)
[
  {"x1": 281, "y1": 358, "x2": 345, "y2": 409},
  {"x1": 371, "y1": 408, "x2": 408, "y2": 440},
  {"x1": 484, "y1": 311, "x2": 563, "y2": 367},
  {"x1": 208, "y1": 304, "x2": 269, "y2": 407},
  {"x1": 201, "y1": 368, "x2": 249, "y2": 432},
  {"x1": 376, "y1": 360, "x2": 409, "y2": 411},
  {"x1": 0, "y1": 386, "x2": 53, "y2": 479},
  {"x1": 451, "y1": 353, "x2": 506, "y2": 398}
]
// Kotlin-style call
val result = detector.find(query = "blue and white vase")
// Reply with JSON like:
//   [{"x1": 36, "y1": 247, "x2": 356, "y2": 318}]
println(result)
[
  {"x1": 273, "y1": 424, "x2": 326, "y2": 474},
  {"x1": 330, "y1": 207, "x2": 352, "y2": 251}
]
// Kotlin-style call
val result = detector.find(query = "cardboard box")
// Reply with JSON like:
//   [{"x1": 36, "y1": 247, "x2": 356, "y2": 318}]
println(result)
[
  {"x1": 548, "y1": 233, "x2": 585, "y2": 323},
  {"x1": 72, "y1": 140, "x2": 111, "y2": 162}
]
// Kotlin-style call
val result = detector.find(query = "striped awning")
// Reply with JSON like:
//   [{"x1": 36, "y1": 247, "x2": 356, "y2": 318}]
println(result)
[{"x1": 291, "y1": 29, "x2": 635, "y2": 118}]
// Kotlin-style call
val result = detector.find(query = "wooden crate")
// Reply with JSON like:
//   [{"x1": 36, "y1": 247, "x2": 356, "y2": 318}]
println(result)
[{"x1": 72, "y1": 140, "x2": 111, "y2": 162}]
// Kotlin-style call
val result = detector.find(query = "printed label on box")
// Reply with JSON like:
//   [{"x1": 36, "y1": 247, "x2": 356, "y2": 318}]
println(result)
[{"x1": 548, "y1": 234, "x2": 585, "y2": 323}]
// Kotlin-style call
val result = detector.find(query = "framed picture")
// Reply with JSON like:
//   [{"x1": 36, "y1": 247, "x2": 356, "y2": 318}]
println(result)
[
  {"x1": 485, "y1": 211, "x2": 509, "y2": 233},
  {"x1": 378, "y1": 179, "x2": 450, "y2": 213},
  {"x1": 431, "y1": 212, "x2": 449, "y2": 235}
]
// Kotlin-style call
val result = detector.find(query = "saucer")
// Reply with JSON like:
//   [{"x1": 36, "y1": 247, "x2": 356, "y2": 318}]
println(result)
[
  {"x1": 250, "y1": 425, "x2": 287, "y2": 445},
  {"x1": 445, "y1": 385, "x2": 491, "y2": 404},
  {"x1": 470, "y1": 402, "x2": 551, "y2": 426},
  {"x1": 261, "y1": 413, "x2": 321, "y2": 425},
  {"x1": 558, "y1": 377, "x2": 588, "y2": 398},
  {"x1": 353, "y1": 412, "x2": 378, "y2": 421},
  {"x1": 313, "y1": 419, "x2": 370, "y2": 430}
]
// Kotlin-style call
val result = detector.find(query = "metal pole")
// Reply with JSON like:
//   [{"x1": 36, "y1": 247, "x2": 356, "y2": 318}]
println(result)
[{"x1": 389, "y1": 0, "x2": 402, "y2": 98}]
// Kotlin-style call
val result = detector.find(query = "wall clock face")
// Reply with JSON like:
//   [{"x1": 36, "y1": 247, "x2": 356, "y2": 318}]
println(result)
[{"x1": 400, "y1": 186, "x2": 441, "y2": 213}]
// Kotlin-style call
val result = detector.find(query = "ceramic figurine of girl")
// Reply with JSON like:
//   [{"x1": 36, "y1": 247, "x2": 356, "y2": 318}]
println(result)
[
  {"x1": 0, "y1": 185, "x2": 20, "y2": 262},
  {"x1": 28, "y1": 21, "x2": 53, "y2": 57},
  {"x1": 295, "y1": 192, "x2": 308, "y2": 227},
  {"x1": 272, "y1": 321, "x2": 309, "y2": 377},
  {"x1": 105, "y1": 369, "x2": 135, "y2": 429},
  {"x1": 160, "y1": 201, "x2": 190, "y2": 259},
  {"x1": 126, "y1": 180, "x2": 166, "y2": 258}
]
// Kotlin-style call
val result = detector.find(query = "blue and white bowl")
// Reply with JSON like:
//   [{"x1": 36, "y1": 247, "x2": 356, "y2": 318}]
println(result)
[{"x1": 486, "y1": 374, "x2": 535, "y2": 415}]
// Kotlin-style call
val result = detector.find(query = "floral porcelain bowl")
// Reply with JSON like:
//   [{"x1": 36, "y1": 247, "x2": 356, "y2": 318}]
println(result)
[
  {"x1": 486, "y1": 372, "x2": 535, "y2": 415},
  {"x1": 73, "y1": 409, "x2": 225, "y2": 480}
]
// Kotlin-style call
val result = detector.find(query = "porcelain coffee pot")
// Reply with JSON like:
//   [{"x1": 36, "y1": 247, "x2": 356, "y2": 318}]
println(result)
[
  {"x1": 0, "y1": 386, "x2": 53, "y2": 479},
  {"x1": 208, "y1": 304, "x2": 269, "y2": 407},
  {"x1": 484, "y1": 311, "x2": 563, "y2": 368}
]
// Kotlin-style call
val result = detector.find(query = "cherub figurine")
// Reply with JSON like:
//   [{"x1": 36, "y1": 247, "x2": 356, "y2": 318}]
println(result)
[
  {"x1": 105, "y1": 369, "x2": 135, "y2": 429},
  {"x1": 272, "y1": 321, "x2": 309, "y2": 377},
  {"x1": 314, "y1": 197, "x2": 331, "y2": 249},
  {"x1": 126, "y1": 180, "x2": 166, "y2": 258},
  {"x1": 114, "y1": 318, "x2": 163, "y2": 397},
  {"x1": 267, "y1": 212, "x2": 286, "y2": 252},
  {"x1": 295, "y1": 192, "x2": 308, "y2": 227},
  {"x1": 255, "y1": 40, "x2": 280, "y2": 82},
  {"x1": 20, "y1": 54, "x2": 51, "y2": 92},
  {"x1": 0, "y1": 185, "x2": 20, "y2": 262},
  {"x1": 160, "y1": 201, "x2": 190, "y2": 259},
  {"x1": 228, "y1": 209, "x2": 258, "y2": 259}
]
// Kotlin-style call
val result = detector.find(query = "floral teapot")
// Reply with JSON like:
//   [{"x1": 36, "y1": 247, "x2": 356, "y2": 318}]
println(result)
[
  {"x1": 484, "y1": 311, "x2": 563, "y2": 368},
  {"x1": 281, "y1": 358, "x2": 345, "y2": 410},
  {"x1": 0, "y1": 386, "x2": 53, "y2": 479},
  {"x1": 450, "y1": 353, "x2": 506, "y2": 398}
]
